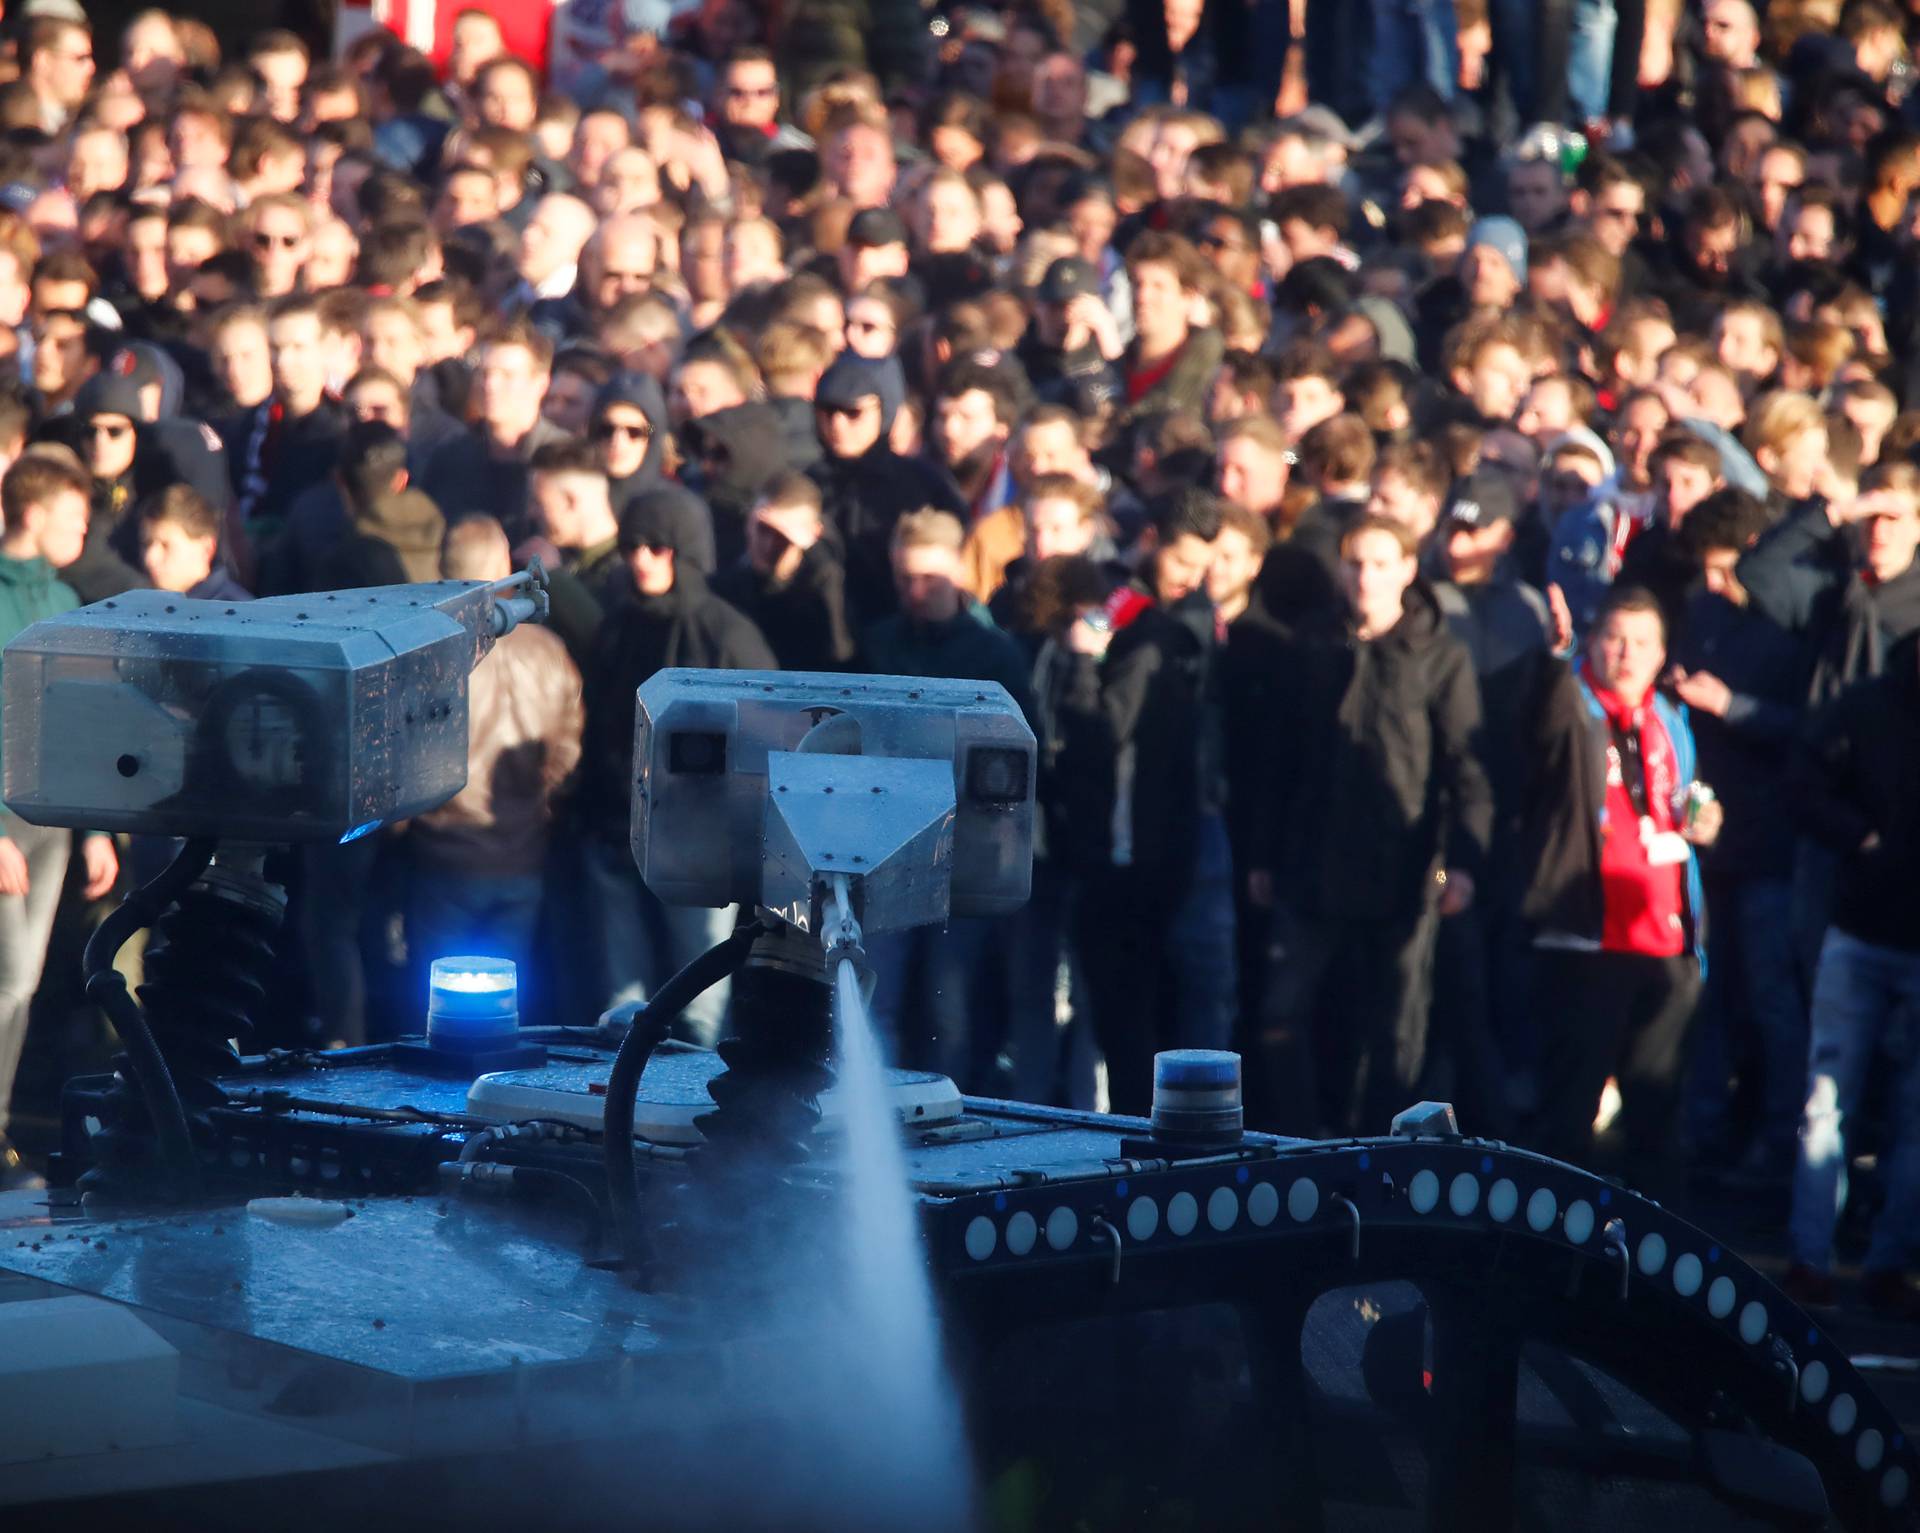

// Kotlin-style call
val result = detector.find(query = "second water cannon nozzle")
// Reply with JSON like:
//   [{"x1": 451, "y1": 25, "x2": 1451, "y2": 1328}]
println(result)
[{"x1": 630, "y1": 670, "x2": 1037, "y2": 942}]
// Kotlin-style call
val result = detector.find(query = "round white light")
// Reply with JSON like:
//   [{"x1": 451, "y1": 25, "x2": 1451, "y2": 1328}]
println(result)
[
  {"x1": 1488, "y1": 1179, "x2": 1518, "y2": 1222},
  {"x1": 1882, "y1": 1467, "x2": 1909, "y2": 1508},
  {"x1": 1707, "y1": 1276, "x2": 1737, "y2": 1319},
  {"x1": 1127, "y1": 1196, "x2": 1159, "y2": 1241},
  {"x1": 1207, "y1": 1186, "x2": 1239, "y2": 1232},
  {"x1": 1857, "y1": 1429, "x2": 1884, "y2": 1471},
  {"x1": 1673, "y1": 1253, "x2": 1703, "y2": 1296},
  {"x1": 1637, "y1": 1233, "x2": 1667, "y2": 1275},
  {"x1": 1564, "y1": 1199, "x2": 1595, "y2": 1244},
  {"x1": 964, "y1": 1216, "x2": 996, "y2": 1261},
  {"x1": 1409, "y1": 1169, "x2": 1440, "y2": 1213},
  {"x1": 1168, "y1": 1191, "x2": 1198, "y2": 1237},
  {"x1": 1449, "y1": 1173, "x2": 1480, "y2": 1216},
  {"x1": 1248, "y1": 1182, "x2": 1279, "y2": 1226},
  {"x1": 1738, "y1": 1301, "x2": 1768, "y2": 1345},
  {"x1": 1045, "y1": 1206, "x2": 1078, "y2": 1251},
  {"x1": 1006, "y1": 1211, "x2": 1037, "y2": 1256},
  {"x1": 1829, "y1": 1394, "x2": 1857, "y2": 1435},
  {"x1": 1526, "y1": 1188, "x2": 1557, "y2": 1232},
  {"x1": 1801, "y1": 1361, "x2": 1829, "y2": 1403},
  {"x1": 1286, "y1": 1178, "x2": 1318, "y2": 1223}
]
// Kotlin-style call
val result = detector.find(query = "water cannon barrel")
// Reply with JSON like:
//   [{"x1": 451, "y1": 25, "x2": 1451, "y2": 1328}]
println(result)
[{"x1": 1, "y1": 569, "x2": 550, "y2": 844}]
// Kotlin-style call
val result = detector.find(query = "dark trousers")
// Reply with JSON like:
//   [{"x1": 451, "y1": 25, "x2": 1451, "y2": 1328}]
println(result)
[
  {"x1": 1534, "y1": 948, "x2": 1701, "y2": 1199},
  {"x1": 1253, "y1": 905, "x2": 1440, "y2": 1138},
  {"x1": 1074, "y1": 867, "x2": 1187, "y2": 1118}
]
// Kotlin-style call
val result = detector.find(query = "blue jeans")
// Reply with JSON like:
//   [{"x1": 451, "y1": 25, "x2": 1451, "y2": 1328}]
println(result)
[
  {"x1": 1788, "y1": 928, "x2": 1920, "y2": 1274},
  {"x1": 1490, "y1": 0, "x2": 1613, "y2": 124},
  {"x1": 1686, "y1": 877, "x2": 1807, "y2": 1158},
  {"x1": 1169, "y1": 813, "x2": 1237, "y2": 1052},
  {"x1": 866, "y1": 917, "x2": 995, "y2": 1089},
  {"x1": 999, "y1": 861, "x2": 1095, "y2": 1106},
  {"x1": 1568, "y1": 0, "x2": 1617, "y2": 122},
  {"x1": 1369, "y1": 0, "x2": 1459, "y2": 117},
  {"x1": 581, "y1": 837, "x2": 736, "y2": 1047},
  {"x1": 0, "y1": 822, "x2": 69, "y2": 1136},
  {"x1": 407, "y1": 864, "x2": 545, "y2": 1019}
]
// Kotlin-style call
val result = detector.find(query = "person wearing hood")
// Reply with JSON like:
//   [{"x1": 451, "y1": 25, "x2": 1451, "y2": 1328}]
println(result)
[
  {"x1": 317, "y1": 422, "x2": 448, "y2": 590},
  {"x1": 530, "y1": 440, "x2": 704, "y2": 665},
  {"x1": 574, "y1": 489, "x2": 776, "y2": 1042},
  {"x1": 588, "y1": 371, "x2": 672, "y2": 513},
  {"x1": 809, "y1": 351, "x2": 965, "y2": 627},
  {"x1": 857, "y1": 509, "x2": 1032, "y2": 1089},
  {"x1": 712, "y1": 471, "x2": 855, "y2": 673},
  {"x1": 60, "y1": 369, "x2": 232, "y2": 573},
  {"x1": 682, "y1": 400, "x2": 808, "y2": 573},
  {"x1": 1247, "y1": 514, "x2": 1493, "y2": 1138}
]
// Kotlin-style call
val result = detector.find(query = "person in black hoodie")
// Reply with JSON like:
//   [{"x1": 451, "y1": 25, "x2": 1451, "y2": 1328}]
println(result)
[
  {"x1": 1059, "y1": 490, "x2": 1223, "y2": 1116},
  {"x1": 1782, "y1": 632, "x2": 1920, "y2": 1318},
  {"x1": 809, "y1": 351, "x2": 965, "y2": 628},
  {"x1": 712, "y1": 471, "x2": 855, "y2": 673},
  {"x1": 1247, "y1": 514, "x2": 1493, "y2": 1138},
  {"x1": 575, "y1": 489, "x2": 776, "y2": 1041}
]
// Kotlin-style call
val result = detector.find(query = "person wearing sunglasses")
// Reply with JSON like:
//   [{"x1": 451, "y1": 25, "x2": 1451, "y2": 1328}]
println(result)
[
  {"x1": 585, "y1": 371, "x2": 671, "y2": 515},
  {"x1": 243, "y1": 194, "x2": 314, "y2": 301}
]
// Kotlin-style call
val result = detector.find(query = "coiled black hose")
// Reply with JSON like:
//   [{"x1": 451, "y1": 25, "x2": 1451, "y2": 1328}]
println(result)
[
  {"x1": 81, "y1": 836, "x2": 218, "y2": 1200},
  {"x1": 604, "y1": 916, "x2": 768, "y2": 1271}
]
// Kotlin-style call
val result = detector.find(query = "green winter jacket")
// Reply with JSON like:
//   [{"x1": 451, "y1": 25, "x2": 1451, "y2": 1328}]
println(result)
[{"x1": 0, "y1": 554, "x2": 78, "y2": 837}]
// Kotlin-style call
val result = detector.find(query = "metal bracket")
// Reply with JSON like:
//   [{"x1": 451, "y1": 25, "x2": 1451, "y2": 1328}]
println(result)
[
  {"x1": 1602, "y1": 1218, "x2": 1629, "y2": 1301},
  {"x1": 1090, "y1": 1214, "x2": 1122, "y2": 1286},
  {"x1": 1333, "y1": 1195, "x2": 1361, "y2": 1261}
]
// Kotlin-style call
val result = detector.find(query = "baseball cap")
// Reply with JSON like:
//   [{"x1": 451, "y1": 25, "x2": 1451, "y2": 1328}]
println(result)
[
  {"x1": 1442, "y1": 467, "x2": 1521, "y2": 530},
  {"x1": 1038, "y1": 256, "x2": 1100, "y2": 305},
  {"x1": 846, "y1": 208, "x2": 908, "y2": 249}
]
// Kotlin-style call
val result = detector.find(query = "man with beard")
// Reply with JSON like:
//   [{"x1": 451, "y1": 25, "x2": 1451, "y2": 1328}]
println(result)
[
  {"x1": 1653, "y1": 188, "x2": 1770, "y2": 335},
  {"x1": 808, "y1": 351, "x2": 963, "y2": 626},
  {"x1": 925, "y1": 357, "x2": 1021, "y2": 525}
]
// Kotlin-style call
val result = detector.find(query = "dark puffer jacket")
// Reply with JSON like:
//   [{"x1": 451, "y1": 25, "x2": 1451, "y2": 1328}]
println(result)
[{"x1": 1253, "y1": 581, "x2": 1494, "y2": 922}]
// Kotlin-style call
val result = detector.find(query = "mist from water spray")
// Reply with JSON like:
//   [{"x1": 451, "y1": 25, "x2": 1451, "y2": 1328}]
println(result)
[{"x1": 828, "y1": 950, "x2": 977, "y2": 1528}]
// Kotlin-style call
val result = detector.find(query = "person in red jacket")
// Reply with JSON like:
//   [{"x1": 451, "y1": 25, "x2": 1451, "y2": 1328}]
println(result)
[{"x1": 1521, "y1": 585, "x2": 1724, "y2": 1196}]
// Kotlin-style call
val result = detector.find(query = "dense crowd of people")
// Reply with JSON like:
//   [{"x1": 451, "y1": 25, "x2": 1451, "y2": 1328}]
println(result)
[{"x1": 0, "y1": 0, "x2": 1914, "y2": 1313}]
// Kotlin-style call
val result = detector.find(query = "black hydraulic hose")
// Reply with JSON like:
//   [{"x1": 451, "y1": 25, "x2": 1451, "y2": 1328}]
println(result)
[
  {"x1": 81, "y1": 836, "x2": 218, "y2": 1200},
  {"x1": 604, "y1": 916, "x2": 768, "y2": 1272}
]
